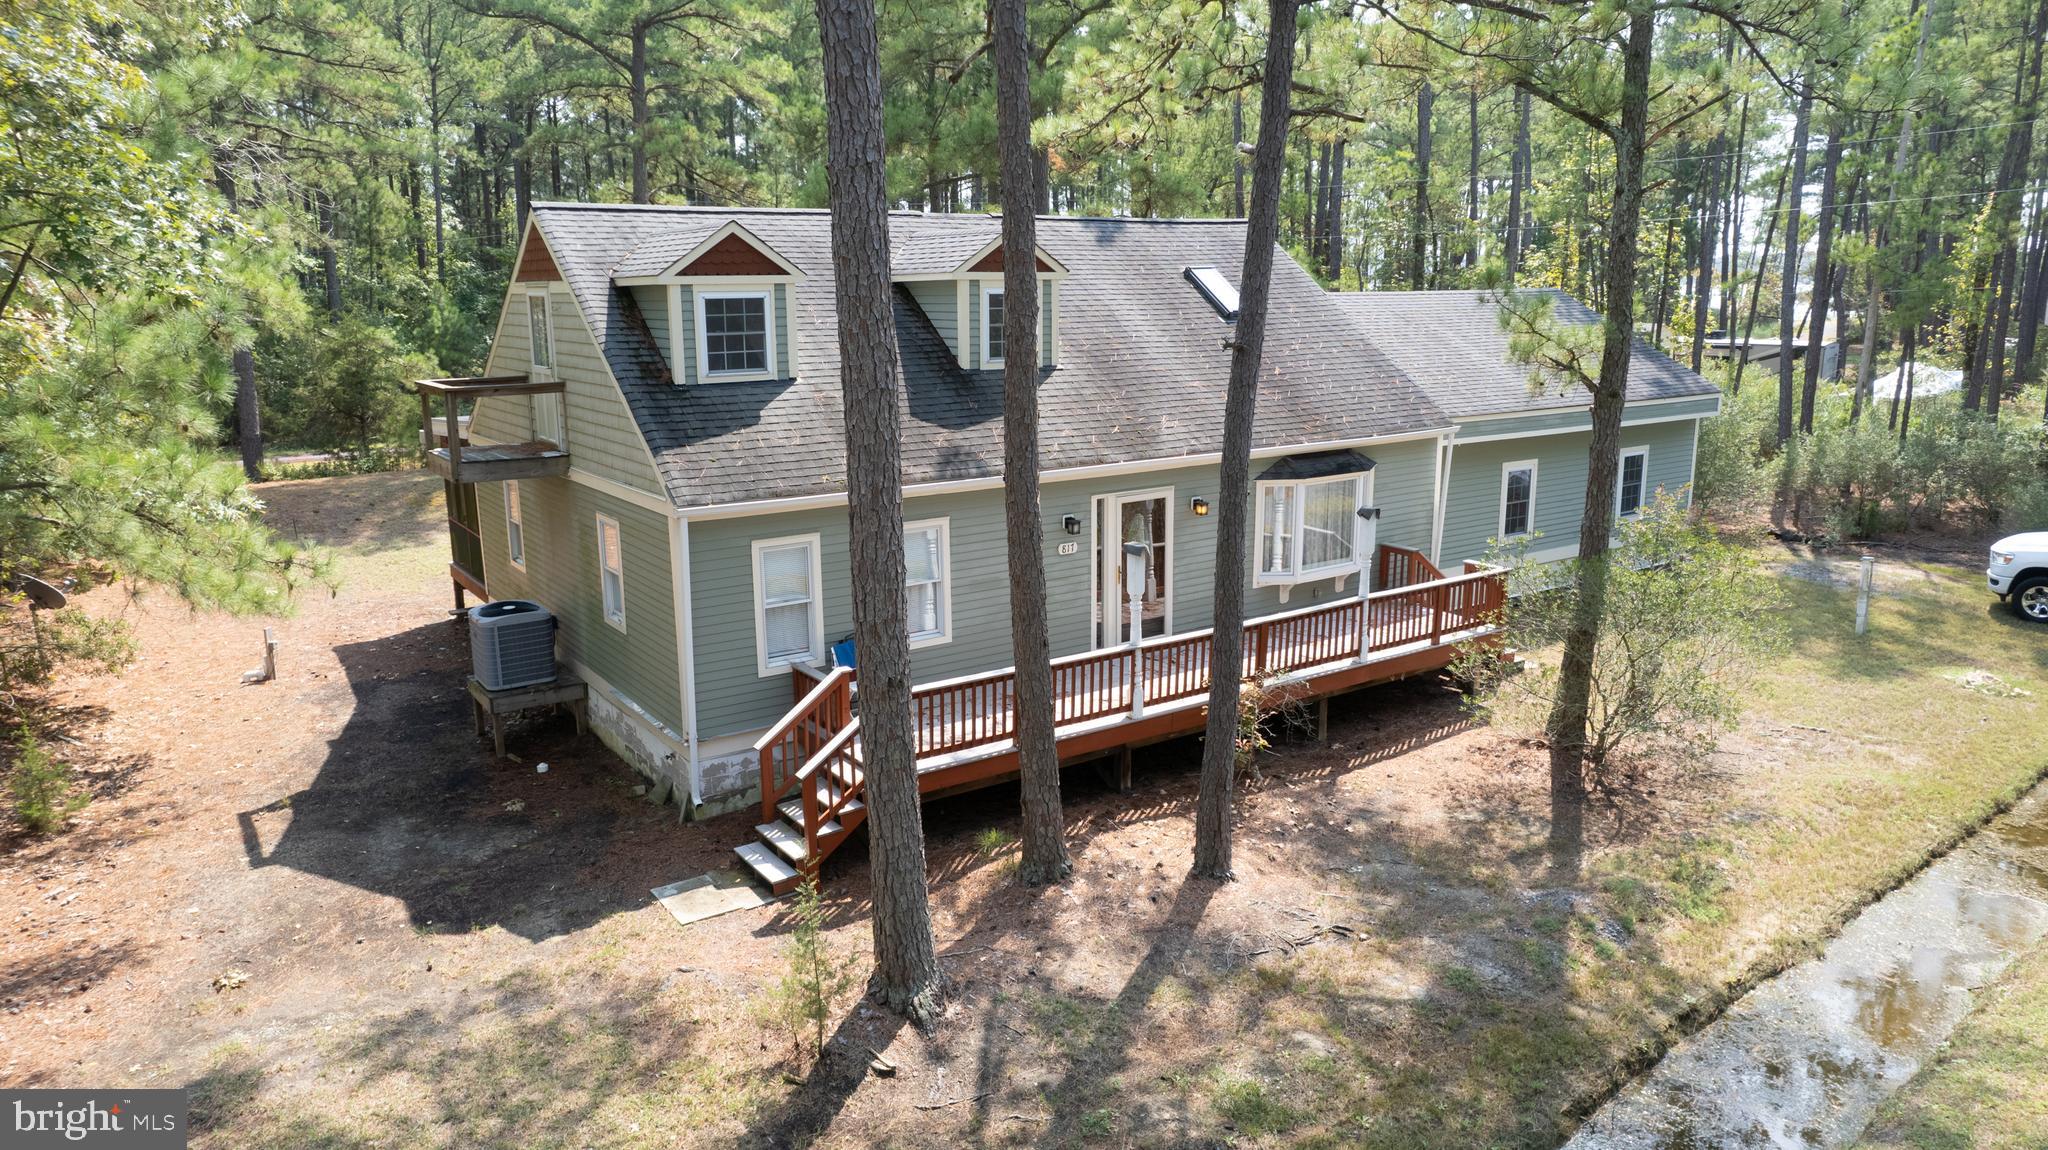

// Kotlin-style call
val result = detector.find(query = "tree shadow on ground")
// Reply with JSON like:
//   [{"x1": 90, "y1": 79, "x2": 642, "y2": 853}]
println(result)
[
  {"x1": 236, "y1": 620, "x2": 675, "y2": 941},
  {"x1": 256, "y1": 471, "x2": 448, "y2": 555}
]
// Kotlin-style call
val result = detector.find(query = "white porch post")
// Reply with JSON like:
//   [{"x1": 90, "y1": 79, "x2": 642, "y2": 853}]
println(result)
[
  {"x1": 1124, "y1": 541, "x2": 1147, "y2": 719},
  {"x1": 1356, "y1": 507, "x2": 1380, "y2": 663}
]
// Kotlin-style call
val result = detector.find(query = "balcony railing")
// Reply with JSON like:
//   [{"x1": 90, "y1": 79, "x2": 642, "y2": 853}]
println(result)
[{"x1": 415, "y1": 375, "x2": 570, "y2": 485}]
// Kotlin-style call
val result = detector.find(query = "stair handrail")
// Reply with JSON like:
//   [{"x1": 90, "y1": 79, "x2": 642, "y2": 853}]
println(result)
[
  {"x1": 795, "y1": 716, "x2": 863, "y2": 863},
  {"x1": 753, "y1": 664, "x2": 854, "y2": 822}
]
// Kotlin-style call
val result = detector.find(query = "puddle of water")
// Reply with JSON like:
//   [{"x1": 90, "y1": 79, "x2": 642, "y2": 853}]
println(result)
[{"x1": 1563, "y1": 790, "x2": 2048, "y2": 1150}]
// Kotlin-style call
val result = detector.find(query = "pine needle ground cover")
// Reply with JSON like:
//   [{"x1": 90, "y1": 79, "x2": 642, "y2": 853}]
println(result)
[{"x1": 7, "y1": 474, "x2": 2046, "y2": 1148}]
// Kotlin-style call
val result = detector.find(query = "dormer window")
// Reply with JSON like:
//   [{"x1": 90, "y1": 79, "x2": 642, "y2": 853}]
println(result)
[
  {"x1": 981, "y1": 285, "x2": 1006, "y2": 367},
  {"x1": 696, "y1": 289, "x2": 775, "y2": 380}
]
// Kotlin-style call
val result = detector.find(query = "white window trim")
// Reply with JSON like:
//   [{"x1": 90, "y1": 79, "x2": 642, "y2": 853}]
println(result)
[
  {"x1": 751, "y1": 532, "x2": 825, "y2": 677},
  {"x1": 694, "y1": 287, "x2": 778, "y2": 383},
  {"x1": 595, "y1": 512, "x2": 627, "y2": 632},
  {"x1": 1252, "y1": 472, "x2": 1371, "y2": 587},
  {"x1": 504, "y1": 481, "x2": 526, "y2": 571},
  {"x1": 1499, "y1": 459, "x2": 1539, "y2": 539},
  {"x1": 903, "y1": 517, "x2": 952, "y2": 650},
  {"x1": 980, "y1": 283, "x2": 1006, "y2": 368},
  {"x1": 1616, "y1": 445, "x2": 1650, "y2": 519},
  {"x1": 526, "y1": 289, "x2": 553, "y2": 377}
]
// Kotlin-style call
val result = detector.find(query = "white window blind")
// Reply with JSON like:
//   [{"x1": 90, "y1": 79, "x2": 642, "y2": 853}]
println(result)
[
  {"x1": 759, "y1": 541, "x2": 815, "y2": 664},
  {"x1": 904, "y1": 524, "x2": 946, "y2": 641},
  {"x1": 597, "y1": 515, "x2": 625, "y2": 628}
]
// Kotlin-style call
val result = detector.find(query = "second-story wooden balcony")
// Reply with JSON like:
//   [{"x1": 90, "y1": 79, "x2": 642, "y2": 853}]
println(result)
[{"x1": 415, "y1": 375, "x2": 570, "y2": 486}]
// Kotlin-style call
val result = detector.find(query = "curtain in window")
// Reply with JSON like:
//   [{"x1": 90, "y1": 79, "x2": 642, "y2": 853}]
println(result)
[
  {"x1": 1300, "y1": 478, "x2": 1355, "y2": 570},
  {"x1": 1262, "y1": 485, "x2": 1295, "y2": 574},
  {"x1": 599, "y1": 518, "x2": 624, "y2": 622},
  {"x1": 761, "y1": 544, "x2": 812, "y2": 659},
  {"x1": 905, "y1": 527, "x2": 943, "y2": 638}
]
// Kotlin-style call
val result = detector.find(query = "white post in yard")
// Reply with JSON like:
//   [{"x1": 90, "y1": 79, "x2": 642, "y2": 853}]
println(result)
[
  {"x1": 1356, "y1": 507, "x2": 1380, "y2": 663},
  {"x1": 1856, "y1": 554, "x2": 1875, "y2": 636},
  {"x1": 1124, "y1": 541, "x2": 1148, "y2": 719}
]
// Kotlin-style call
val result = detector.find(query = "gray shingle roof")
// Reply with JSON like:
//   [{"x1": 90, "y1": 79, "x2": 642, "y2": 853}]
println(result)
[
  {"x1": 527, "y1": 204, "x2": 1451, "y2": 510},
  {"x1": 1327, "y1": 289, "x2": 1721, "y2": 420}
]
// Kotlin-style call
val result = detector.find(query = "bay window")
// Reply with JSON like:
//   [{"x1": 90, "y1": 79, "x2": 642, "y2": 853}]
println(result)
[{"x1": 1256, "y1": 472, "x2": 1367, "y2": 584}]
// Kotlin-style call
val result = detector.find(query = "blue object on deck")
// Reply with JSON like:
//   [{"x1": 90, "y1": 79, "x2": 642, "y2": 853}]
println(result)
[{"x1": 831, "y1": 636, "x2": 857, "y2": 670}]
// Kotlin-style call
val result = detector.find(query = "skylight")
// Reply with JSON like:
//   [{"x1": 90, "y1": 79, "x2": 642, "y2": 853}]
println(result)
[{"x1": 1184, "y1": 266, "x2": 1240, "y2": 321}]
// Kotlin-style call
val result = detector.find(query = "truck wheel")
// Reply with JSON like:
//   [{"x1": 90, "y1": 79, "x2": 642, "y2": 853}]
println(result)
[{"x1": 2013, "y1": 576, "x2": 2048, "y2": 624}]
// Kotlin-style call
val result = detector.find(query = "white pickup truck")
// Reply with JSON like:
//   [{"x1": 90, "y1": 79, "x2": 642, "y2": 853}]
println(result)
[{"x1": 1989, "y1": 532, "x2": 2048, "y2": 623}]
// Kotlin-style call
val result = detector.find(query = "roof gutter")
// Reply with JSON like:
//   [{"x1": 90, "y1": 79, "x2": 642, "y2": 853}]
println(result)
[{"x1": 673, "y1": 426, "x2": 1457, "y2": 522}]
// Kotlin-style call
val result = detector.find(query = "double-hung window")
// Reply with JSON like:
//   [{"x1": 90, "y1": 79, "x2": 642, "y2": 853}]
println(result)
[
  {"x1": 754, "y1": 535, "x2": 822, "y2": 674},
  {"x1": 981, "y1": 286, "x2": 1006, "y2": 366},
  {"x1": 596, "y1": 513, "x2": 626, "y2": 630},
  {"x1": 904, "y1": 520, "x2": 950, "y2": 646},
  {"x1": 1256, "y1": 473, "x2": 1365, "y2": 584},
  {"x1": 1617, "y1": 447, "x2": 1649, "y2": 518},
  {"x1": 505, "y1": 482, "x2": 526, "y2": 570},
  {"x1": 1500, "y1": 461, "x2": 1538, "y2": 539},
  {"x1": 697, "y1": 290, "x2": 774, "y2": 379}
]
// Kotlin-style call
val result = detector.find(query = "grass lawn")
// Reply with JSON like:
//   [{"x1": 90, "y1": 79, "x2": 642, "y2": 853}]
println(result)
[
  {"x1": 10, "y1": 472, "x2": 2048, "y2": 1148},
  {"x1": 1854, "y1": 935, "x2": 2048, "y2": 1149}
]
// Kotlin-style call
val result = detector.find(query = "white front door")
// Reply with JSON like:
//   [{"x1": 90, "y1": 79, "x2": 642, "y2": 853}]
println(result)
[{"x1": 1093, "y1": 489, "x2": 1171, "y2": 648}]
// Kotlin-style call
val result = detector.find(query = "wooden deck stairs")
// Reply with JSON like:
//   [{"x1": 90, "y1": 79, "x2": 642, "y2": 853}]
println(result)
[{"x1": 733, "y1": 546, "x2": 1504, "y2": 894}]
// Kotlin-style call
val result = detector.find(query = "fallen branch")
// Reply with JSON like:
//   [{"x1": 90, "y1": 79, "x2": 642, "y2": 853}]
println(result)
[{"x1": 915, "y1": 1092, "x2": 993, "y2": 1111}]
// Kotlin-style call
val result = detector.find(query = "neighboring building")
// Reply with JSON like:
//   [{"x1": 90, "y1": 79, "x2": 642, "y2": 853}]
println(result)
[
  {"x1": 417, "y1": 205, "x2": 1718, "y2": 890},
  {"x1": 1700, "y1": 330, "x2": 1844, "y2": 381}
]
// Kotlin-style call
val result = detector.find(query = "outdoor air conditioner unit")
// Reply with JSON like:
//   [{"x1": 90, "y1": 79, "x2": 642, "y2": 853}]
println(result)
[{"x1": 470, "y1": 600, "x2": 557, "y2": 690}]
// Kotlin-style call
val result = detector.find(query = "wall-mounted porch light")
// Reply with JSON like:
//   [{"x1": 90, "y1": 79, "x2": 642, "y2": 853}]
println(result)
[
  {"x1": 1062, "y1": 514, "x2": 1082, "y2": 535},
  {"x1": 1189, "y1": 497, "x2": 1211, "y2": 517}
]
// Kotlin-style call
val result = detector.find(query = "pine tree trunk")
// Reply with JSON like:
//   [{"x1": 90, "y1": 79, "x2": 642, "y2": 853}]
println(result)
[
  {"x1": 1777, "y1": 84, "x2": 1813, "y2": 445},
  {"x1": 1326, "y1": 139, "x2": 1346, "y2": 279},
  {"x1": 1720, "y1": 94, "x2": 1751, "y2": 337},
  {"x1": 234, "y1": 347, "x2": 263, "y2": 482},
  {"x1": 992, "y1": 0, "x2": 1068, "y2": 887},
  {"x1": 1467, "y1": 86, "x2": 1480, "y2": 268},
  {"x1": 318, "y1": 191, "x2": 342, "y2": 317},
  {"x1": 1691, "y1": 141, "x2": 1719, "y2": 372},
  {"x1": 630, "y1": 27, "x2": 652, "y2": 204},
  {"x1": 1506, "y1": 89, "x2": 1530, "y2": 284},
  {"x1": 1233, "y1": 94, "x2": 1246, "y2": 217},
  {"x1": 1192, "y1": 0, "x2": 1299, "y2": 881},
  {"x1": 1734, "y1": 158, "x2": 1790, "y2": 398},
  {"x1": 814, "y1": 0, "x2": 941, "y2": 1022},
  {"x1": 1411, "y1": 81, "x2": 1433, "y2": 290},
  {"x1": 1541, "y1": 5, "x2": 1655, "y2": 877},
  {"x1": 1800, "y1": 128, "x2": 1843, "y2": 431}
]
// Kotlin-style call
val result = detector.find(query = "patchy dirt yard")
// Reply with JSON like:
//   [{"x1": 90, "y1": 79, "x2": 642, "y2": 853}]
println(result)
[{"x1": 3, "y1": 471, "x2": 2046, "y2": 1149}]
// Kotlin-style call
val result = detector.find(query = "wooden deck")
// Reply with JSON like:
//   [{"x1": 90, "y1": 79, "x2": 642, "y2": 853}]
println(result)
[{"x1": 733, "y1": 547, "x2": 1507, "y2": 893}]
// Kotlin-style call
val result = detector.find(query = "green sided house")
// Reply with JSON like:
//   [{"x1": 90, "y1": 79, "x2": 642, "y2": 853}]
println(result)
[{"x1": 416, "y1": 203, "x2": 1719, "y2": 891}]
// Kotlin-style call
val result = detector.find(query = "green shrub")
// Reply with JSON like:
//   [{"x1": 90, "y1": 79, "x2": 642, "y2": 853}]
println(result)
[
  {"x1": 8, "y1": 728, "x2": 89, "y2": 834},
  {"x1": 1454, "y1": 495, "x2": 1785, "y2": 785}
]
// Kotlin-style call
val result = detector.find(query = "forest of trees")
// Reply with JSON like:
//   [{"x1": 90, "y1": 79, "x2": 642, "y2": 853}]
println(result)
[{"x1": 10, "y1": 0, "x2": 2048, "y2": 469}]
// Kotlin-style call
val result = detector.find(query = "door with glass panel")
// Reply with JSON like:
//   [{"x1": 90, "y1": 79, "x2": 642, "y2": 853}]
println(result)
[{"x1": 1095, "y1": 492, "x2": 1170, "y2": 648}]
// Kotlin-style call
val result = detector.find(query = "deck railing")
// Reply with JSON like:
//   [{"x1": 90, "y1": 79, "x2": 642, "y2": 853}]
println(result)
[
  {"x1": 763, "y1": 560, "x2": 1506, "y2": 864},
  {"x1": 883, "y1": 562, "x2": 1505, "y2": 772},
  {"x1": 1375, "y1": 543, "x2": 1444, "y2": 590}
]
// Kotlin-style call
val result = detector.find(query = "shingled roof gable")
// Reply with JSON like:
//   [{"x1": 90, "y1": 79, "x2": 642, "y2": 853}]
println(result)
[{"x1": 526, "y1": 204, "x2": 1452, "y2": 510}]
